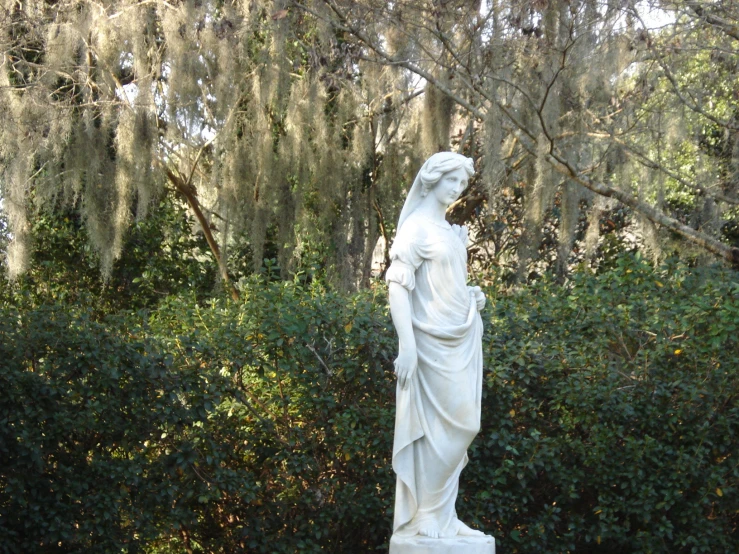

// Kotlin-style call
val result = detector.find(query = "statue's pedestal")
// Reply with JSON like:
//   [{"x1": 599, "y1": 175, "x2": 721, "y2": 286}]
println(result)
[{"x1": 389, "y1": 534, "x2": 495, "y2": 554}]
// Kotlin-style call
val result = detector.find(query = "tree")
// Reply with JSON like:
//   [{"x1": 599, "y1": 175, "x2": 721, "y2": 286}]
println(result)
[
  {"x1": 291, "y1": 0, "x2": 739, "y2": 278},
  {"x1": 0, "y1": 195, "x2": 221, "y2": 312},
  {"x1": 0, "y1": 0, "x2": 427, "y2": 293},
  {"x1": 2, "y1": 0, "x2": 738, "y2": 293}
]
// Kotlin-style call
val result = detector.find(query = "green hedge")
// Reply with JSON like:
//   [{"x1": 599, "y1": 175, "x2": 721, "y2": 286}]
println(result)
[
  {"x1": 1, "y1": 255, "x2": 737, "y2": 553},
  {"x1": 0, "y1": 307, "x2": 205, "y2": 552},
  {"x1": 467, "y1": 255, "x2": 739, "y2": 553}
]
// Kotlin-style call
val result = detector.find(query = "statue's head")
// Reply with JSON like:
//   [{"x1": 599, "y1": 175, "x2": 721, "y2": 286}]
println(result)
[
  {"x1": 396, "y1": 152, "x2": 476, "y2": 231},
  {"x1": 418, "y1": 152, "x2": 475, "y2": 198}
]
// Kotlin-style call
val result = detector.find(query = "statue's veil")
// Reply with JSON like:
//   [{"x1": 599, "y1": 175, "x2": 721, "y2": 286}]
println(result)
[{"x1": 396, "y1": 152, "x2": 475, "y2": 232}]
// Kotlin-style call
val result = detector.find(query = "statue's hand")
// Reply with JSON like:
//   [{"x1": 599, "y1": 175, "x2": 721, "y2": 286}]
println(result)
[
  {"x1": 451, "y1": 224, "x2": 469, "y2": 246},
  {"x1": 470, "y1": 285, "x2": 486, "y2": 311},
  {"x1": 394, "y1": 348, "x2": 418, "y2": 390}
]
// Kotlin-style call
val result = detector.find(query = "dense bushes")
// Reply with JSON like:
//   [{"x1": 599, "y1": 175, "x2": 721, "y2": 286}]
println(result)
[
  {"x1": 0, "y1": 307, "x2": 206, "y2": 552},
  {"x1": 466, "y1": 255, "x2": 739, "y2": 553},
  {"x1": 142, "y1": 281, "x2": 397, "y2": 553},
  {"x1": 0, "y1": 279, "x2": 398, "y2": 553},
  {"x1": 1, "y1": 255, "x2": 737, "y2": 553}
]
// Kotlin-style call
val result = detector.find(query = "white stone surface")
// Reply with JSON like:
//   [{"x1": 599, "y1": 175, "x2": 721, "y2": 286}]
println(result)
[
  {"x1": 389, "y1": 534, "x2": 496, "y2": 554},
  {"x1": 386, "y1": 153, "x2": 491, "y2": 545}
]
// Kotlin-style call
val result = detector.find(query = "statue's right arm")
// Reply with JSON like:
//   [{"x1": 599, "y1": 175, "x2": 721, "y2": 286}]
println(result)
[{"x1": 388, "y1": 281, "x2": 417, "y2": 390}]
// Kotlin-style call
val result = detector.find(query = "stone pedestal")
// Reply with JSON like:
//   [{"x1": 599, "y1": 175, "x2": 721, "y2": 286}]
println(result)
[{"x1": 389, "y1": 534, "x2": 495, "y2": 554}]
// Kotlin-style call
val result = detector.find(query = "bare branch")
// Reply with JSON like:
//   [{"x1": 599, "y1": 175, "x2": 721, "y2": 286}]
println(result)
[
  {"x1": 292, "y1": 0, "x2": 485, "y2": 118},
  {"x1": 160, "y1": 163, "x2": 240, "y2": 301},
  {"x1": 611, "y1": 136, "x2": 739, "y2": 206},
  {"x1": 546, "y1": 149, "x2": 739, "y2": 265},
  {"x1": 685, "y1": 1, "x2": 739, "y2": 42}
]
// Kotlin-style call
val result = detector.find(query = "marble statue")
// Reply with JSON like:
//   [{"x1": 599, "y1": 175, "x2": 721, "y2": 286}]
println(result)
[{"x1": 386, "y1": 152, "x2": 495, "y2": 554}]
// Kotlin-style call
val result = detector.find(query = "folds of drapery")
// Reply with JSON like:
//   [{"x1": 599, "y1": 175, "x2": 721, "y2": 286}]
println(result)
[{"x1": 392, "y1": 291, "x2": 483, "y2": 536}]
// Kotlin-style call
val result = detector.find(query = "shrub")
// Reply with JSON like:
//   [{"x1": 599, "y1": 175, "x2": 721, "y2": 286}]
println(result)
[
  {"x1": 466, "y1": 255, "x2": 739, "y2": 553},
  {"x1": 1, "y1": 255, "x2": 737, "y2": 553},
  {"x1": 142, "y1": 278, "x2": 397, "y2": 553},
  {"x1": 0, "y1": 306, "x2": 206, "y2": 552}
]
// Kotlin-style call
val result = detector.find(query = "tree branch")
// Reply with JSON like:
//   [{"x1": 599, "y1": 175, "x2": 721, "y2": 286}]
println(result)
[
  {"x1": 293, "y1": 0, "x2": 485, "y2": 118},
  {"x1": 686, "y1": 1, "x2": 739, "y2": 42},
  {"x1": 610, "y1": 136, "x2": 739, "y2": 206},
  {"x1": 546, "y1": 150, "x2": 739, "y2": 265},
  {"x1": 161, "y1": 164, "x2": 240, "y2": 301}
]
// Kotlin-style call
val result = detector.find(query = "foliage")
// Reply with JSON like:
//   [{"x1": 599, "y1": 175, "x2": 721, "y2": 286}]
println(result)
[
  {"x1": 0, "y1": 195, "x2": 218, "y2": 312},
  {"x1": 467, "y1": 254, "x2": 739, "y2": 552},
  {"x1": 0, "y1": 0, "x2": 418, "y2": 290},
  {"x1": 0, "y1": 274, "x2": 398, "y2": 553},
  {"x1": 0, "y1": 305, "x2": 202, "y2": 553},
  {"x1": 141, "y1": 277, "x2": 397, "y2": 553},
  {"x1": 1, "y1": 254, "x2": 737, "y2": 553},
  {"x1": 3, "y1": 0, "x2": 739, "y2": 292}
]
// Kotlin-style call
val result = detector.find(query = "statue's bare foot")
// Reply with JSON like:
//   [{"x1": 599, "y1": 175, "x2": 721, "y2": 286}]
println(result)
[
  {"x1": 455, "y1": 519, "x2": 485, "y2": 537},
  {"x1": 419, "y1": 521, "x2": 441, "y2": 539}
]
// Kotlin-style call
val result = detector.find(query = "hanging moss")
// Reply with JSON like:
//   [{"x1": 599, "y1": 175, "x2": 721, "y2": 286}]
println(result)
[{"x1": 0, "y1": 0, "x2": 422, "y2": 289}]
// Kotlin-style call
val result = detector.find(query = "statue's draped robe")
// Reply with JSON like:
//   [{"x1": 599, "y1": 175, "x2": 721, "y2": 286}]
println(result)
[{"x1": 386, "y1": 215, "x2": 483, "y2": 538}]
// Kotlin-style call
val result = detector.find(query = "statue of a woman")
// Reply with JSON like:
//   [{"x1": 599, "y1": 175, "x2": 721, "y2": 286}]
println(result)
[{"x1": 386, "y1": 152, "x2": 493, "y2": 550}]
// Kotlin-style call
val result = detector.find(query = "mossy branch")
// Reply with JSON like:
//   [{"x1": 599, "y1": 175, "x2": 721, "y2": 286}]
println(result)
[{"x1": 162, "y1": 164, "x2": 240, "y2": 302}]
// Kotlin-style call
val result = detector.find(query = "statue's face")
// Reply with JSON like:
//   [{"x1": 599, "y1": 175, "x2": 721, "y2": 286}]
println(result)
[{"x1": 433, "y1": 167, "x2": 468, "y2": 206}]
